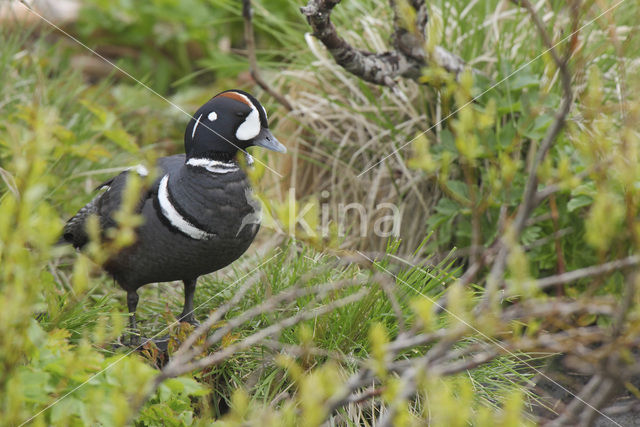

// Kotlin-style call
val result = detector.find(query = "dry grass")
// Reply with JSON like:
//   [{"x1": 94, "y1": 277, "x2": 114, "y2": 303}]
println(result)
[{"x1": 266, "y1": 16, "x2": 442, "y2": 252}]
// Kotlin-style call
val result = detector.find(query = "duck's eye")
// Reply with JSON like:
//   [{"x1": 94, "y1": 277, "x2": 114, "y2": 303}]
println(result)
[
  {"x1": 236, "y1": 111, "x2": 247, "y2": 118},
  {"x1": 208, "y1": 112, "x2": 217, "y2": 121}
]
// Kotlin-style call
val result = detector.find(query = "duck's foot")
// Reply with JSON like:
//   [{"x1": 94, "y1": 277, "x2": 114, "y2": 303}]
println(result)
[
  {"x1": 120, "y1": 334, "x2": 169, "y2": 350},
  {"x1": 133, "y1": 335, "x2": 171, "y2": 368},
  {"x1": 126, "y1": 332, "x2": 142, "y2": 348},
  {"x1": 178, "y1": 313, "x2": 200, "y2": 327},
  {"x1": 143, "y1": 336, "x2": 170, "y2": 352},
  {"x1": 112, "y1": 332, "x2": 141, "y2": 350},
  {"x1": 115, "y1": 329, "x2": 167, "y2": 349}
]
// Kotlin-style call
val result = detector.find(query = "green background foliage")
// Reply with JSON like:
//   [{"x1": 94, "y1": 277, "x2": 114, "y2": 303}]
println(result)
[{"x1": 1, "y1": 0, "x2": 639, "y2": 425}]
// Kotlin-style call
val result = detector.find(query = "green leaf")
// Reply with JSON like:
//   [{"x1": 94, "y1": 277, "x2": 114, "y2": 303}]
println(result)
[
  {"x1": 17, "y1": 369, "x2": 53, "y2": 403},
  {"x1": 498, "y1": 122, "x2": 517, "y2": 149},
  {"x1": 567, "y1": 195, "x2": 593, "y2": 212},
  {"x1": 510, "y1": 72, "x2": 540, "y2": 91},
  {"x1": 103, "y1": 128, "x2": 139, "y2": 153},
  {"x1": 523, "y1": 114, "x2": 553, "y2": 139},
  {"x1": 571, "y1": 181, "x2": 597, "y2": 197},
  {"x1": 521, "y1": 226, "x2": 542, "y2": 245},
  {"x1": 445, "y1": 180, "x2": 470, "y2": 203},
  {"x1": 50, "y1": 397, "x2": 86, "y2": 424},
  {"x1": 434, "y1": 197, "x2": 461, "y2": 217},
  {"x1": 80, "y1": 100, "x2": 108, "y2": 123}
]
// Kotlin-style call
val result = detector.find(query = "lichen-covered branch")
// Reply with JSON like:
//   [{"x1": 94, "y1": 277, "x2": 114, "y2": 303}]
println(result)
[{"x1": 300, "y1": 0, "x2": 465, "y2": 90}]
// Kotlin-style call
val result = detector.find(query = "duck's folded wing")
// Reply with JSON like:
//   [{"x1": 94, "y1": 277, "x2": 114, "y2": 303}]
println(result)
[
  {"x1": 59, "y1": 170, "x2": 131, "y2": 249},
  {"x1": 59, "y1": 155, "x2": 185, "y2": 249}
]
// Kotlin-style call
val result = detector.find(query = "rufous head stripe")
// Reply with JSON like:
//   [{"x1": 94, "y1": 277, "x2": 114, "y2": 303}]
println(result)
[{"x1": 217, "y1": 91, "x2": 253, "y2": 107}]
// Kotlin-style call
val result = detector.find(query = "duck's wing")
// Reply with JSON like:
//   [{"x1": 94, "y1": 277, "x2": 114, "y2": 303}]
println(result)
[{"x1": 59, "y1": 155, "x2": 185, "y2": 249}]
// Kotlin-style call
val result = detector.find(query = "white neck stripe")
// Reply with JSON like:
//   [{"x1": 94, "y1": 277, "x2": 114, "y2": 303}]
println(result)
[
  {"x1": 157, "y1": 175, "x2": 214, "y2": 240},
  {"x1": 186, "y1": 157, "x2": 239, "y2": 174}
]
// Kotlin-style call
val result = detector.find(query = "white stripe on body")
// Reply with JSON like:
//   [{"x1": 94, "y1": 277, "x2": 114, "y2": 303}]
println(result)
[{"x1": 157, "y1": 174, "x2": 214, "y2": 240}]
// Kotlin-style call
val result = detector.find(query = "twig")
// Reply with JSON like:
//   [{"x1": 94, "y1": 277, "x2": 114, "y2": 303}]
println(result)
[
  {"x1": 549, "y1": 374, "x2": 616, "y2": 426},
  {"x1": 386, "y1": 329, "x2": 448, "y2": 353},
  {"x1": 300, "y1": 0, "x2": 465, "y2": 91},
  {"x1": 242, "y1": 0, "x2": 293, "y2": 111},
  {"x1": 378, "y1": 333, "x2": 463, "y2": 426},
  {"x1": 326, "y1": 371, "x2": 373, "y2": 413},
  {"x1": 548, "y1": 195, "x2": 567, "y2": 283},
  {"x1": 522, "y1": 227, "x2": 573, "y2": 251},
  {"x1": 199, "y1": 278, "x2": 365, "y2": 350},
  {"x1": 173, "y1": 270, "x2": 263, "y2": 356},
  {"x1": 389, "y1": 0, "x2": 428, "y2": 60},
  {"x1": 260, "y1": 338, "x2": 360, "y2": 366},
  {"x1": 432, "y1": 349, "x2": 500, "y2": 377},
  {"x1": 532, "y1": 255, "x2": 640, "y2": 291},
  {"x1": 377, "y1": 275, "x2": 407, "y2": 333},
  {"x1": 509, "y1": 0, "x2": 573, "y2": 236},
  {"x1": 159, "y1": 287, "x2": 369, "y2": 379},
  {"x1": 165, "y1": 276, "x2": 366, "y2": 380},
  {"x1": 503, "y1": 299, "x2": 617, "y2": 322},
  {"x1": 485, "y1": 0, "x2": 574, "y2": 305},
  {"x1": 348, "y1": 385, "x2": 385, "y2": 404}
]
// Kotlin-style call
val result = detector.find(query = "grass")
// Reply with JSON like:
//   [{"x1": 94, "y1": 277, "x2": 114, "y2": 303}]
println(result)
[
  {"x1": 261, "y1": 0, "x2": 639, "y2": 256},
  {"x1": 2, "y1": 0, "x2": 639, "y2": 425},
  {"x1": 48, "y1": 234, "x2": 542, "y2": 419}
]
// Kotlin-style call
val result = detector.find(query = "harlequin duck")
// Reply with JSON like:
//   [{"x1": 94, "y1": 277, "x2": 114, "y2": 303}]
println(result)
[{"x1": 60, "y1": 89, "x2": 286, "y2": 344}]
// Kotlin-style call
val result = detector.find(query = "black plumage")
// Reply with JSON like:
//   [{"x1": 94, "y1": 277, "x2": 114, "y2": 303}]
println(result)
[{"x1": 60, "y1": 89, "x2": 286, "y2": 344}]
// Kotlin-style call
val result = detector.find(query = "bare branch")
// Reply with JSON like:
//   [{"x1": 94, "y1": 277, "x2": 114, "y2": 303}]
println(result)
[
  {"x1": 533, "y1": 256, "x2": 640, "y2": 291},
  {"x1": 485, "y1": 0, "x2": 575, "y2": 305},
  {"x1": 198, "y1": 278, "x2": 364, "y2": 352},
  {"x1": 325, "y1": 369, "x2": 375, "y2": 414},
  {"x1": 242, "y1": 0, "x2": 293, "y2": 111},
  {"x1": 160, "y1": 287, "x2": 369, "y2": 379},
  {"x1": 389, "y1": 0, "x2": 428, "y2": 60},
  {"x1": 378, "y1": 276, "x2": 407, "y2": 333},
  {"x1": 503, "y1": 299, "x2": 617, "y2": 321},
  {"x1": 260, "y1": 338, "x2": 360, "y2": 366},
  {"x1": 549, "y1": 374, "x2": 621, "y2": 426},
  {"x1": 174, "y1": 272, "x2": 262, "y2": 356},
  {"x1": 300, "y1": 0, "x2": 465, "y2": 91},
  {"x1": 509, "y1": 0, "x2": 573, "y2": 235}
]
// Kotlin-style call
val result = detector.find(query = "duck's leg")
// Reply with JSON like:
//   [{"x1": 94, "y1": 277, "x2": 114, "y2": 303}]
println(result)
[
  {"x1": 178, "y1": 278, "x2": 198, "y2": 325},
  {"x1": 126, "y1": 290, "x2": 141, "y2": 347}
]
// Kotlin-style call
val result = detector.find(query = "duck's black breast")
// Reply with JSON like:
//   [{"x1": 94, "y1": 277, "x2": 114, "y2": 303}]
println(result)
[
  {"x1": 168, "y1": 164, "x2": 259, "y2": 240},
  {"x1": 105, "y1": 160, "x2": 261, "y2": 290}
]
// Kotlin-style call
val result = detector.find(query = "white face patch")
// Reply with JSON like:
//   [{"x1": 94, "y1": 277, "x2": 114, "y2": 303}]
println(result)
[
  {"x1": 236, "y1": 107, "x2": 261, "y2": 141},
  {"x1": 157, "y1": 175, "x2": 215, "y2": 240},
  {"x1": 191, "y1": 113, "x2": 203, "y2": 139},
  {"x1": 186, "y1": 158, "x2": 239, "y2": 174},
  {"x1": 208, "y1": 111, "x2": 217, "y2": 121},
  {"x1": 228, "y1": 91, "x2": 261, "y2": 141}
]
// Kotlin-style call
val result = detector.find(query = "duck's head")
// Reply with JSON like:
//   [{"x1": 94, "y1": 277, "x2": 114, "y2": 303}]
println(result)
[{"x1": 184, "y1": 89, "x2": 286, "y2": 160}]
